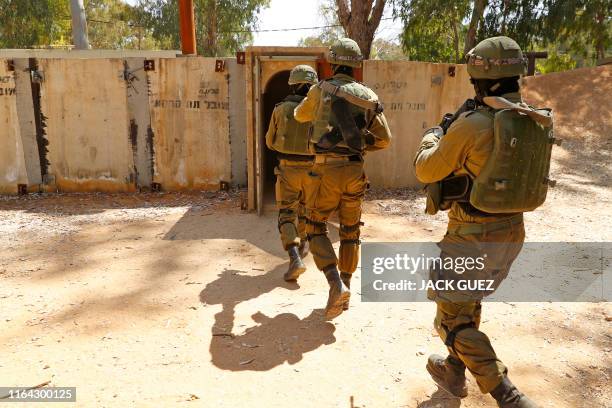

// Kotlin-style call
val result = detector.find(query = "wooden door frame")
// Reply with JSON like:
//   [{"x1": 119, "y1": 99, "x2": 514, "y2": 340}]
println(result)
[{"x1": 244, "y1": 47, "x2": 328, "y2": 214}]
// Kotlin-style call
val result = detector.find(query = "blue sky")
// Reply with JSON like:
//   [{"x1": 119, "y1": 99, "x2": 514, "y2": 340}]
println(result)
[{"x1": 123, "y1": 0, "x2": 402, "y2": 46}]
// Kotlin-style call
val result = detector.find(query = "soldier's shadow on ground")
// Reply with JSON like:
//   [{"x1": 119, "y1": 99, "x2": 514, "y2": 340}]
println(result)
[
  {"x1": 416, "y1": 388, "x2": 462, "y2": 408},
  {"x1": 164, "y1": 207, "x2": 340, "y2": 258},
  {"x1": 199, "y1": 266, "x2": 336, "y2": 371}
]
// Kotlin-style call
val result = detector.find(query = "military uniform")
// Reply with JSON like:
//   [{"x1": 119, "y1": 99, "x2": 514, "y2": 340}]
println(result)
[
  {"x1": 415, "y1": 37, "x2": 541, "y2": 408},
  {"x1": 294, "y1": 38, "x2": 392, "y2": 320},
  {"x1": 265, "y1": 94, "x2": 313, "y2": 251},
  {"x1": 265, "y1": 65, "x2": 318, "y2": 282},
  {"x1": 295, "y1": 74, "x2": 391, "y2": 273}
]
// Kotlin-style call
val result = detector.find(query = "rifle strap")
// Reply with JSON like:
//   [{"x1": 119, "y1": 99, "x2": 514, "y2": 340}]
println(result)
[
  {"x1": 320, "y1": 81, "x2": 383, "y2": 113},
  {"x1": 482, "y1": 96, "x2": 553, "y2": 127}
]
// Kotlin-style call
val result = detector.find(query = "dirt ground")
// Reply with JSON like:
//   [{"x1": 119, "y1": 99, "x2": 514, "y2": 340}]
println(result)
[{"x1": 1, "y1": 68, "x2": 611, "y2": 407}]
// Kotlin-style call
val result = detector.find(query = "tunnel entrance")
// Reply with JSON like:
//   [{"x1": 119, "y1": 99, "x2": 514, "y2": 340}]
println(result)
[{"x1": 261, "y1": 69, "x2": 292, "y2": 208}]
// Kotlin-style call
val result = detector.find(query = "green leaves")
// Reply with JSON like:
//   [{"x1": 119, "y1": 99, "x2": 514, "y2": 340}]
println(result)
[
  {"x1": 137, "y1": 0, "x2": 270, "y2": 56},
  {"x1": 392, "y1": 0, "x2": 610, "y2": 68}
]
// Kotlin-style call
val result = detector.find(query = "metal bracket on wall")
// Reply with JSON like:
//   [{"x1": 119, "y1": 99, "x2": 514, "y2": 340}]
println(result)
[
  {"x1": 448, "y1": 66, "x2": 456, "y2": 77},
  {"x1": 31, "y1": 70, "x2": 44, "y2": 84},
  {"x1": 151, "y1": 182, "x2": 162, "y2": 192},
  {"x1": 144, "y1": 60, "x2": 155, "y2": 71},
  {"x1": 215, "y1": 59, "x2": 226, "y2": 72},
  {"x1": 431, "y1": 75, "x2": 442, "y2": 85},
  {"x1": 236, "y1": 52, "x2": 246, "y2": 65},
  {"x1": 219, "y1": 181, "x2": 230, "y2": 191},
  {"x1": 17, "y1": 184, "x2": 27, "y2": 195},
  {"x1": 6, "y1": 60, "x2": 15, "y2": 71}
]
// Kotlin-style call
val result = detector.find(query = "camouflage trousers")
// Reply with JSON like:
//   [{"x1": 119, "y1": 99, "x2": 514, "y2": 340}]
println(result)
[
  {"x1": 430, "y1": 219, "x2": 525, "y2": 393},
  {"x1": 305, "y1": 158, "x2": 367, "y2": 273},
  {"x1": 275, "y1": 160, "x2": 314, "y2": 250}
]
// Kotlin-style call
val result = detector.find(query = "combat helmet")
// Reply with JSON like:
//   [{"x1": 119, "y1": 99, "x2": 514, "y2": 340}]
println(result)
[
  {"x1": 288, "y1": 64, "x2": 318, "y2": 85},
  {"x1": 466, "y1": 36, "x2": 527, "y2": 79},
  {"x1": 328, "y1": 38, "x2": 363, "y2": 68}
]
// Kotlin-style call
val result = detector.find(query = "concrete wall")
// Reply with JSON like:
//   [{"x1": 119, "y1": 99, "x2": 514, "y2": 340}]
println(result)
[
  {"x1": 0, "y1": 59, "x2": 27, "y2": 193},
  {"x1": 8, "y1": 54, "x2": 603, "y2": 197},
  {"x1": 147, "y1": 58, "x2": 231, "y2": 190},
  {"x1": 40, "y1": 58, "x2": 136, "y2": 192},
  {"x1": 363, "y1": 61, "x2": 474, "y2": 187},
  {"x1": 0, "y1": 55, "x2": 242, "y2": 194},
  {"x1": 228, "y1": 59, "x2": 247, "y2": 186}
]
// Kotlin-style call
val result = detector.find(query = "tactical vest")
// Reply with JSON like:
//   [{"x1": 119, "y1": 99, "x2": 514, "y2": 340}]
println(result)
[
  {"x1": 311, "y1": 78, "x2": 376, "y2": 151},
  {"x1": 469, "y1": 105, "x2": 555, "y2": 213},
  {"x1": 268, "y1": 95, "x2": 313, "y2": 155}
]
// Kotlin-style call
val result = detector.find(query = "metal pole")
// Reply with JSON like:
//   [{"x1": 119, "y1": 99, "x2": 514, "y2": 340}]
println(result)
[
  {"x1": 70, "y1": 0, "x2": 90, "y2": 50},
  {"x1": 178, "y1": 0, "x2": 197, "y2": 55}
]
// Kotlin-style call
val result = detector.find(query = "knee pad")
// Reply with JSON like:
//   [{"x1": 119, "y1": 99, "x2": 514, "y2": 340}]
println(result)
[
  {"x1": 339, "y1": 221, "x2": 363, "y2": 240},
  {"x1": 305, "y1": 218, "x2": 327, "y2": 236},
  {"x1": 338, "y1": 239, "x2": 360, "y2": 273}
]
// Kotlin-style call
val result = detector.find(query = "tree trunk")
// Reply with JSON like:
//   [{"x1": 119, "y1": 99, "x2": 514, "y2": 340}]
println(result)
[
  {"x1": 450, "y1": 7, "x2": 459, "y2": 63},
  {"x1": 204, "y1": 0, "x2": 218, "y2": 56},
  {"x1": 335, "y1": 0, "x2": 386, "y2": 59},
  {"x1": 464, "y1": 0, "x2": 487, "y2": 57},
  {"x1": 595, "y1": 9, "x2": 605, "y2": 60}
]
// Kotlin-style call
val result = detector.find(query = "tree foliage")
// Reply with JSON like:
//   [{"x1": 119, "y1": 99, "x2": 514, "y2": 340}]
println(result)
[
  {"x1": 393, "y1": 0, "x2": 611, "y2": 69},
  {"x1": 0, "y1": 0, "x2": 70, "y2": 48},
  {"x1": 137, "y1": 0, "x2": 270, "y2": 56},
  {"x1": 394, "y1": 0, "x2": 469, "y2": 63}
]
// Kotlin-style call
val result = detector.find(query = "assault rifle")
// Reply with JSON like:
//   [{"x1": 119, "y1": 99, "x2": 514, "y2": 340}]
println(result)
[{"x1": 439, "y1": 98, "x2": 477, "y2": 134}]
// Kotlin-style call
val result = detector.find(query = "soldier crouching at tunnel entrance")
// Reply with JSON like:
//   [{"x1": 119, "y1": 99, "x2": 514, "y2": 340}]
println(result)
[
  {"x1": 415, "y1": 36, "x2": 556, "y2": 408},
  {"x1": 294, "y1": 38, "x2": 392, "y2": 320},
  {"x1": 265, "y1": 65, "x2": 319, "y2": 282}
]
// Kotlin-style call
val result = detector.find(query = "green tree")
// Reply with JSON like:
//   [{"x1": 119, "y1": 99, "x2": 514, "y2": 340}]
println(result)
[
  {"x1": 543, "y1": 0, "x2": 611, "y2": 62},
  {"x1": 394, "y1": 0, "x2": 470, "y2": 63},
  {"x1": 137, "y1": 0, "x2": 270, "y2": 56},
  {"x1": 370, "y1": 38, "x2": 406, "y2": 60},
  {"x1": 85, "y1": 0, "x2": 158, "y2": 50},
  {"x1": 0, "y1": 0, "x2": 71, "y2": 48}
]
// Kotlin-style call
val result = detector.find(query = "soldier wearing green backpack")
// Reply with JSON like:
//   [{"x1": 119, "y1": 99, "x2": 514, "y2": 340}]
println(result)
[
  {"x1": 414, "y1": 36, "x2": 555, "y2": 408},
  {"x1": 265, "y1": 65, "x2": 319, "y2": 282}
]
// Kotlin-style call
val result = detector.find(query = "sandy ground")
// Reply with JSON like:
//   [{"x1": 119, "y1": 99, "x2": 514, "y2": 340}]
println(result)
[
  {"x1": 1, "y1": 67, "x2": 611, "y2": 407},
  {"x1": 1, "y1": 154, "x2": 610, "y2": 408}
]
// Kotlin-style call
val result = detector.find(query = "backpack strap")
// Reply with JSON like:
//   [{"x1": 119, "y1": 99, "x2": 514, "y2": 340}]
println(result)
[
  {"x1": 483, "y1": 96, "x2": 553, "y2": 127},
  {"x1": 320, "y1": 81, "x2": 383, "y2": 114}
]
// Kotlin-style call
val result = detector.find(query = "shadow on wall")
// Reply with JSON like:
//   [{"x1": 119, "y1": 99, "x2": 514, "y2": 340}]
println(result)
[{"x1": 199, "y1": 266, "x2": 336, "y2": 371}]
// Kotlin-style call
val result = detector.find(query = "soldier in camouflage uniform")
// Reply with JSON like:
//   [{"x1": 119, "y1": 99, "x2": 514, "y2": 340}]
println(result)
[
  {"x1": 265, "y1": 65, "x2": 318, "y2": 281},
  {"x1": 414, "y1": 37, "x2": 540, "y2": 408},
  {"x1": 295, "y1": 38, "x2": 392, "y2": 320}
]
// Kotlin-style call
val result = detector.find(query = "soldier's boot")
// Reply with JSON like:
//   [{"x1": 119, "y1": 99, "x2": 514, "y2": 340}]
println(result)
[
  {"x1": 323, "y1": 266, "x2": 350, "y2": 320},
  {"x1": 490, "y1": 377, "x2": 539, "y2": 408},
  {"x1": 283, "y1": 245, "x2": 306, "y2": 282},
  {"x1": 340, "y1": 272, "x2": 352, "y2": 311},
  {"x1": 426, "y1": 354, "x2": 468, "y2": 398},
  {"x1": 298, "y1": 239, "x2": 310, "y2": 258}
]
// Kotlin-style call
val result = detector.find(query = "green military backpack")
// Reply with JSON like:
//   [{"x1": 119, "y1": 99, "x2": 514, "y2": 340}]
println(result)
[
  {"x1": 469, "y1": 96, "x2": 558, "y2": 213},
  {"x1": 267, "y1": 95, "x2": 313, "y2": 155}
]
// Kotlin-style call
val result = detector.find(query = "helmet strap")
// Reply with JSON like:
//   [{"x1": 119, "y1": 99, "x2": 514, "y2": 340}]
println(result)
[
  {"x1": 332, "y1": 64, "x2": 354, "y2": 77},
  {"x1": 471, "y1": 76, "x2": 520, "y2": 102},
  {"x1": 291, "y1": 83, "x2": 311, "y2": 96}
]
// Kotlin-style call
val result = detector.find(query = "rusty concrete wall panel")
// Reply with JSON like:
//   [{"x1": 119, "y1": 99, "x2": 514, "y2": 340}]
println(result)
[
  {"x1": 148, "y1": 58, "x2": 231, "y2": 190},
  {"x1": 13, "y1": 58, "x2": 42, "y2": 185},
  {"x1": 363, "y1": 61, "x2": 473, "y2": 188},
  {"x1": 125, "y1": 57, "x2": 154, "y2": 188},
  {"x1": 227, "y1": 58, "x2": 247, "y2": 186},
  {"x1": 39, "y1": 59, "x2": 136, "y2": 192},
  {"x1": 0, "y1": 59, "x2": 28, "y2": 194}
]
